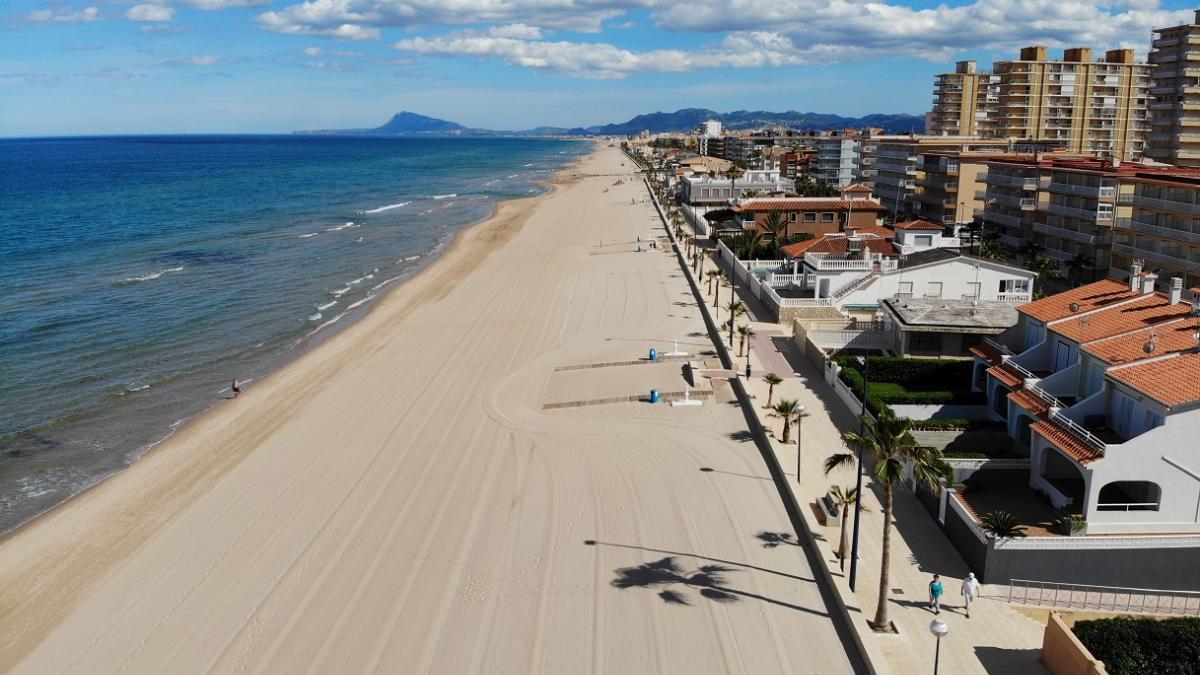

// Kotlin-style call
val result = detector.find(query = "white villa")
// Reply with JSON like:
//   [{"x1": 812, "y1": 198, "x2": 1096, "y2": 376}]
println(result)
[{"x1": 973, "y1": 265, "x2": 1200, "y2": 534}]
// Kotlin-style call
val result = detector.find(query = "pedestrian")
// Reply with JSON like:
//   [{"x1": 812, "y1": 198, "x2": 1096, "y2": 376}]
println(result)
[
  {"x1": 231, "y1": 379, "x2": 242, "y2": 399},
  {"x1": 928, "y1": 574, "x2": 943, "y2": 614},
  {"x1": 961, "y1": 572, "x2": 981, "y2": 618}
]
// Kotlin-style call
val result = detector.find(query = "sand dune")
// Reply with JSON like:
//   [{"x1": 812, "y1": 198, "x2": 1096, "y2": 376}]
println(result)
[{"x1": 0, "y1": 145, "x2": 859, "y2": 674}]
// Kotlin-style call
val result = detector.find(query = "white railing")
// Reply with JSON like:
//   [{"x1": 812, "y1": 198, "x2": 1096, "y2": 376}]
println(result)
[
  {"x1": 1000, "y1": 355, "x2": 1037, "y2": 381},
  {"x1": 804, "y1": 254, "x2": 899, "y2": 272},
  {"x1": 765, "y1": 273, "x2": 804, "y2": 288},
  {"x1": 1025, "y1": 381, "x2": 1067, "y2": 410},
  {"x1": 832, "y1": 272, "x2": 877, "y2": 299},
  {"x1": 1008, "y1": 579, "x2": 1200, "y2": 616},
  {"x1": 984, "y1": 337, "x2": 1014, "y2": 355},
  {"x1": 1096, "y1": 502, "x2": 1161, "y2": 512},
  {"x1": 1048, "y1": 409, "x2": 1108, "y2": 455},
  {"x1": 997, "y1": 291, "x2": 1032, "y2": 303},
  {"x1": 1133, "y1": 194, "x2": 1200, "y2": 216}
]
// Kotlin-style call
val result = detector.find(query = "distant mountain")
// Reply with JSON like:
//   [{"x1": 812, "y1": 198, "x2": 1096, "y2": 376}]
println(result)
[
  {"x1": 296, "y1": 108, "x2": 924, "y2": 137},
  {"x1": 584, "y1": 108, "x2": 924, "y2": 135}
]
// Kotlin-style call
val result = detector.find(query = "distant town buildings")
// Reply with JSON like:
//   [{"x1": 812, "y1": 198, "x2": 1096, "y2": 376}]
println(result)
[{"x1": 1146, "y1": 10, "x2": 1200, "y2": 167}]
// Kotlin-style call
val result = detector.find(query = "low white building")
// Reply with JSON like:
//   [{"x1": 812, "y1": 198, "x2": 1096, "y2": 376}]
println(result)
[{"x1": 973, "y1": 266, "x2": 1200, "y2": 534}]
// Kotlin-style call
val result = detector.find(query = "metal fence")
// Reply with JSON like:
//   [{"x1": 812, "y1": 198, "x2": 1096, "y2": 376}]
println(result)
[{"x1": 1007, "y1": 578, "x2": 1200, "y2": 616}]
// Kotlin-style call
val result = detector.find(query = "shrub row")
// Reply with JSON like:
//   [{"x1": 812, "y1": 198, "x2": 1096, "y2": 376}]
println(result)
[
  {"x1": 907, "y1": 418, "x2": 1008, "y2": 432},
  {"x1": 1073, "y1": 617, "x2": 1200, "y2": 675},
  {"x1": 832, "y1": 355, "x2": 973, "y2": 391}
]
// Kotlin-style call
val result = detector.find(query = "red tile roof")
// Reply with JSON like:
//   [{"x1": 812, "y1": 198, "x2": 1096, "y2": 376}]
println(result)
[
  {"x1": 844, "y1": 225, "x2": 896, "y2": 239},
  {"x1": 987, "y1": 363, "x2": 1024, "y2": 388},
  {"x1": 1008, "y1": 388, "x2": 1050, "y2": 418},
  {"x1": 892, "y1": 219, "x2": 945, "y2": 231},
  {"x1": 1031, "y1": 420, "x2": 1104, "y2": 464},
  {"x1": 731, "y1": 198, "x2": 887, "y2": 213},
  {"x1": 969, "y1": 343, "x2": 1004, "y2": 366},
  {"x1": 1107, "y1": 352, "x2": 1200, "y2": 408},
  {"x1": 1018, "y1": 279, "x2": 1142, "y2": 323},
  {"x1": 1049, "y1": 293, "x2": 1194, "y2": 344},
  {"x1": 797, "y1": 237, "x2": 897, "y2": 257},
  {"x1": 779, "y1": 238, "x2": 825, "y2": 257},
  {"x1": 1081, "y1": 318, "x2": 1200, "y2": 365},
  {"x1": 841, "y1": 183, "x2": 873, "y2": 194}
]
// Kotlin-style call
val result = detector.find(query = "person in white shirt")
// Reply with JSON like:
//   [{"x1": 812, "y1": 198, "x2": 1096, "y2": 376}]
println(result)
[{"x1": 961, "y1": 572, "x2": 981, "y2": 618}]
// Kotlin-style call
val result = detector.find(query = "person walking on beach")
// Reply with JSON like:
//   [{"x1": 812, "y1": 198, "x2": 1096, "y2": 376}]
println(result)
[
  {"x1": 231, "y1": 379, "x2": 242, "y2": 399},
  {"x1": 961, "y1": 572, "x2": 981, "y2": 618},
  {"x1": 928, "y1": 574, "x2": 944, "y2": 614}
]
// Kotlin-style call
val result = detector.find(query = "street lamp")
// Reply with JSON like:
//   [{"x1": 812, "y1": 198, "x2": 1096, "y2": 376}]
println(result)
[
  {"x1": 795, "y1": 403, "x2": 807, "y2": 485},
  {"x1": 745, "y1": 330, "x2": 753, "y2": 378},
  {"x1": 848, "y1": 354, "x2": 871, "y2": 592},
  {"x1": 930, "y1": 618, "x2": 950, "y2": 675}
]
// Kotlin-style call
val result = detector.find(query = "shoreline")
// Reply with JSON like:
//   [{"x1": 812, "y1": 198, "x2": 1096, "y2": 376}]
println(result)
[
  {"x1": 0, "y1": 147, "x2": 591, "y2": 666},
  {"x1": 0, "y1": 145, "x2": 589, "y2": 544}
]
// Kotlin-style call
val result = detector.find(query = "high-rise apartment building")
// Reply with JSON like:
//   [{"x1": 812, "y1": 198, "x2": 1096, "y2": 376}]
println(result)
[
  {"x1": 928, "y1": 61, "x2": 1000, "y2": 137},
  {"x1": 1146, "y1": 11, "x2": 1200, "y2": 167},
  {"x1": 812, "y1": 137, "x2": 860, "y2": 188},
  {"x1": 993, "y1": 46, "x2": 1150, "y2": 160},
  {"x1": 859, "y1": 136, "x2": 1008, "y2": 217}
]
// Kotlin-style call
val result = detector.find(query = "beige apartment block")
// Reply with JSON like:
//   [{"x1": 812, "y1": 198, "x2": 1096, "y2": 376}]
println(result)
[
  {"x1": 861, "y1": 136, "x2": 1008, "y2": 217},
  {"x1": 929, "y1": 60, "x2": 1000, "y2": 137},
  {"x1": 994, "y1": 46, "x2": 1150, "y2": 160},
  {"x1": 1113, "y1": 172, "x2": 1200, "y2": 288},
  {"x1": 913, "y1": 151, "x2": 992, "y2": 227},
  {"x1": 1147, "y1": 10, "x2": 1200, "y2": 167}
]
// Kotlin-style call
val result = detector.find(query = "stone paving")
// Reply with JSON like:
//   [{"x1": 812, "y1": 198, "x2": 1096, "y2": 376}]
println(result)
[{"x1": 699, "y1": 257, "x2": 1051, "y2": 675}]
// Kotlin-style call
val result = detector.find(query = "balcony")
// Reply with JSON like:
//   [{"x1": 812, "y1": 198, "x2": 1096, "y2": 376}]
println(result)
[
  {"x1": 1045, "y1": 182, "x2": 1116, "y2": 199},
  {"x1": 1115, "y1": 217, "x2": 1200, "y2": 245},
  {"x1": 804, "y1": 252, "x2": 899, "y2": 272},
  {"x1": 984, "y1": 174, "x2": 1039, "y2": 190},
  {"x1": 992, "y1": 193, "x2": 1037, "y2": 210},
  {"x1": 1033, "y1": 221, "x2": 1112, "y2": 245},
  {"x1": 1042, "y1": 203, "x2": 1101, "y2": 221},
  {"x1": 1132, "y1": 194, "x2": 1200, "y2": 215},
  {"x1": 1111, "y1": 242, "x2": 1200, "y2": 272},
  {"x1": 980, "y1": 210, "x2": 1026, "y2": 228}
]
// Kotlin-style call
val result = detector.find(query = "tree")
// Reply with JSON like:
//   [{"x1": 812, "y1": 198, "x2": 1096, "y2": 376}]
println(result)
[
  {"x1": 742, "y1": 189, "x2": 763, "y2": 198},
  {"x1": 763, "y1": 211, "x2": 788, "y2": 254},
  {"x1": 705, "y1": 269, "x2": 721, "y2": 295},
  {"x1": 829, "y1": 485, "x2": 869, "y2": 572},
  {"x1": 737, "y1": 324, "x2": 752, "y2": 356},
  {"x1": 1016, "y1": 240, "x2": 1043, "y2": 263},
  {"x1": 762, "y1": 373, "x2": 783, "y2": 408},
  {"x1": 770, "y1": 399, "x2": 804, "y2": 444},
  {"x1": 824, "y1": 409, "x2": 951, "y2": 631},
  {"x1": 715, "y1": 271, "x2": 728, "y2": 308},
  {"x1": 696, "y1": 249, "x2": 706, "y2": 276},
  {"x1": 981, "y1": 510, "x2": 1028, "y2": 538},
  {"x1": 1065, "y1": 253, "x2": 1091, "y2": 285},
  {"x1": 728, "y1": 231, "x2": 764, "y2": 259},
  {"x1": 980, "y1": 240, "x2": 1009, "y2": 262},
  {"x1": 1028, "y1": 254, "x2": 1065, "y2": 297},
  {"x1": 726, "y1": 165, "x2": 745, "y2": 198},
  {"x1": 726, "y1": 300, "x2": 747, "y2": 348}
]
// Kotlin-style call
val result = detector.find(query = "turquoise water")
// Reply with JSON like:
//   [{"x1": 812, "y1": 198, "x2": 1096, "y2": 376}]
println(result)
[{"x1": 0, "y1": 135, "x2": 587, "y2": 533}]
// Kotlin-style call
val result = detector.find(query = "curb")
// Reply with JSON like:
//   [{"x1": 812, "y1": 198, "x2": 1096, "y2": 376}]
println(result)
[{"x1": 644, "y1": 180, "x2": 889, "y2": 675}]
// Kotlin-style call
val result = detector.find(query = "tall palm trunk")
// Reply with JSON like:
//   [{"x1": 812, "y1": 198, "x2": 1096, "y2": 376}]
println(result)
[
  {"x1": 728, "y1": 313, "x2": 735, "y2": 348},
  {"x1": 874, "y1": 485, "x2": 894, "y2": 629},
  {"x1": 766, "y1": 382, "x2": 776, "y2": 408},
  {"x1": 714, "y1": 281, "x2": 720, "y2": 308},
  {"x1": 838, "y1": 505, "x2": 850, "y2": 571},
  {"x1": 781, "y1": 418, "x2": 791, "y2": 444}
]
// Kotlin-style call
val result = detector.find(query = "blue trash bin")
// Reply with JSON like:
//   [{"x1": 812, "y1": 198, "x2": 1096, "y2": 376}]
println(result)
[
  {"x1": 649, "y1": 347, "x2": 657, "y2": 362},
  {"x1": 650, "y1": 389, "x2": 660, "y2": 404}
]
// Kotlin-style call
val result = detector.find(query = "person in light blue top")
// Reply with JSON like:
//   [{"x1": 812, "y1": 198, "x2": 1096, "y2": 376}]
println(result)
[{"x1": 929, "y1": 574, "x2": 944, "y2": 614}]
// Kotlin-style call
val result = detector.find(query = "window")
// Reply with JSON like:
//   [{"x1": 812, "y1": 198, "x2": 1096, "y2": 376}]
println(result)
[
  {"x1": 1097, "y1": 203, "x2": 1114, "y2": 221},
  {"x1": 925, "y1": 282, "x2": 943, "y2": 298},
  {"x1": 965, "y1": 282, "x2": 981, "y2": 299},
  {"x1": 898, "y1": 281, "x2": 914, "y2": 297},
  {"x1": 821, "y1": 212, "x2": 835, "y2": 223},
  {"x1": 1097, "y1": 481, "x2": 1161, "y2": 511},
  {"x1": 803, "y1": 212, "x2": 816, "y2": 223},
  {"x1": 915, "y1": 235, "x2": 933, "y2": 246},
  {"x1": 788, "y1": 213, "x2": 797, "y2": 222}
]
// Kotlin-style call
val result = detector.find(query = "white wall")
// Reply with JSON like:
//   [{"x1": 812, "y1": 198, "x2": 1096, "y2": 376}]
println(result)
[{"x1": 837, "y1": 258, "x2": 1035, "y2": 307}]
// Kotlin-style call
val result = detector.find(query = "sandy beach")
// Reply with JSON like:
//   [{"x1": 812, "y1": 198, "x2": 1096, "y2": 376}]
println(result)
[{"x1": 0, "y1": 144, "x2": 859, "y2": 674}]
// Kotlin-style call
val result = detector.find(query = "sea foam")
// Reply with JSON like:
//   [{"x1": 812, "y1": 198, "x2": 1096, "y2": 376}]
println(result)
[
  {"x1": 360, "y1": 201, "x2": 411, "y2": 214},
  {"x1": 121, "y1": 266, "x2": 184, "y2": 283}
]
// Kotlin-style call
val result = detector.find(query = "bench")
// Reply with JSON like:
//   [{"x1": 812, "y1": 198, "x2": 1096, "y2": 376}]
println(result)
[{"x1": 814, "y1": 491, "x2": 839, "y2": 526}]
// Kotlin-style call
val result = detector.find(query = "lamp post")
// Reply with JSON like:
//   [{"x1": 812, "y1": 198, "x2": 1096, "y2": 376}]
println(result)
[
  {"x1": 930, "y1": 618, "x2": 950, "y2": 675},
  {"x1": 848, "y1": 354, "x2": 870, "y2": 592},
  {"x1": 795, "y1": 403, "x2": 807, "y2": 486},
  {"x1": 745, "y1": 329, "x2": 753, "y2": 378}
]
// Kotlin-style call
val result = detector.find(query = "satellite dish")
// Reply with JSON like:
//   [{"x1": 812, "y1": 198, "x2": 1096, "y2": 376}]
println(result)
[
  {"x1": 1069, "y1": 302, "x2": 1080, "y2": 313},
  {"x1": 1143, "y1": 338, "x2": 1156, "y2": 354}
]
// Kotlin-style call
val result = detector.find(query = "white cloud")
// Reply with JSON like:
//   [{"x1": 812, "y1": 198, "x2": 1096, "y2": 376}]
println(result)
[
  {"x1": 164, "y1": 55, "x2": 225, "y2": 67},
  {"x1": 487, "y1": 23, "x2": 542, "y2": 40},
  {"x1": 27, "y1": 6, "x2": 100, "y2": 23},
  {"x1": 394, "y1": 31, "x2": 809, "y2": 79},
  {"x1": 304, "y1": 46, "x2": 323, "y2": 55},
  {"x1": 183, "y1": 0, "x2": 272, "y2": 9},
  {"x1": 140, "y1": 23, "x2": 184, "y2": 33},
  {"x1": 126, "y1": 4, "x2": 175, "y2": 22}
]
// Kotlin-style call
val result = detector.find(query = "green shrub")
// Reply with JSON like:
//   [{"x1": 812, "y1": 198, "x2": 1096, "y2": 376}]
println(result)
[
  {"x1": 832, "y1": 356, "x2": 973, "y2": 391},
  {"x1": 943, "y1": 450, "x2": 990, "y2": 459},
  {"x1": 1073, "y1": 617, "x2": 1200, "y2": 675}
]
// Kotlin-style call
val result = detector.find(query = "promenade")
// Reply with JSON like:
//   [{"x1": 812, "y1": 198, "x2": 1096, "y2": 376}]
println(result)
[
  {"x1": 697, "y1": 240, "x2": 1050, "y2": 674},
  {"x1": 0, "y1": 146, "x2": 861, "y2": 674}
]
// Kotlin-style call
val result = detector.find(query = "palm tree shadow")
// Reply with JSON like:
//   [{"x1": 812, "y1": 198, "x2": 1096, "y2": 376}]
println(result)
[
  {"x1": 609, "y1": 556, "x2": 827, "y2": 616},
  {"x1": 755, "y1": 531, "x2": 800, "y2": 548}
]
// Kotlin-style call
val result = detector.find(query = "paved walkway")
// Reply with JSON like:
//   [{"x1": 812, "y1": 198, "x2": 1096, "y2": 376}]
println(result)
[{"x1": 700, "y1": 257, "x2": 1049, "y2": 674}]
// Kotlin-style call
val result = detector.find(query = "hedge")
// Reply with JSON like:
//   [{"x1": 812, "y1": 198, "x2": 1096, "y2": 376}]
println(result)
[
  {"x1": 1073, "y1": 617, "x2": 1200, "y2": 675},
  {"x1": 908, "y1": 419, "x2": 1008, "y2": 432},
  {"x1": 833, "y1": 355, "x2": 973, "y2": 390}
]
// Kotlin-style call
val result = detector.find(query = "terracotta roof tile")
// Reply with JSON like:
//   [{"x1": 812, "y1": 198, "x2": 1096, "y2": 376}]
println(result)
[
  {"x1": 1031, "y1": 420, "x2": 1104, "y2": 464},
  {"x1": 1107, "y1": 352, "x2": 1200, "y2": 408},
  {"x1": 1050, "y1": 293, "x2": 1193, "y2": 344},
  {"x1": 1018, "y1": 279, "x2": 1143, "y2": 323},
  {"x1": 987, "y1": 362, "x2": 1023, "y2": 388},
  {"x1": 844, "y1": 225, "x2": 896, "y2": 239},
  {"x1": 842, "y1": 183, "x2": 873, "y2": 194},
  {"x1": 800, "y1": 238, "x2": 898, "y2": 257},
  {"x1": 1008, "y1": 388, "x2": 1050, "y2": 418},
  {"x1": 780, "y1": 238, "x2": 824, "y2": 258},
  {"x1": 732, "y1": 198, "x2": 887, "y2": 212},
  {"x1": 892, "y1": 219, "x2": 945, "y2": 231},
  {"x1": 969, "y1": 343, "x2": 1004, "y2": 366},
  {"x1": 1082, "y1": 318, "x2": 1200, "y2": 365}
]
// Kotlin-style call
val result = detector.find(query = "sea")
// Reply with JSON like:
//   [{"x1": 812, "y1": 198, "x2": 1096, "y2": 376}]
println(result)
[{"x1": 0, "y1": 135, "x2": 589, "y2": 535}]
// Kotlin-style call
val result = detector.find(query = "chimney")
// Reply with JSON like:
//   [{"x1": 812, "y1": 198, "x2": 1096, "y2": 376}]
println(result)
[
  {"x1": 1130, "y1": 261, "x2": 1143, "y2": 291},
  {"x1": 1142, "y1": 272, "x2": 1157, "y2": 295},
  {"x1": 1169, "y1": 277, "x2": 1184, "y2": 305}
]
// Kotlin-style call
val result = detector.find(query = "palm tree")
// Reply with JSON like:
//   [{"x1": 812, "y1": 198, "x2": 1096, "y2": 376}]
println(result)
[
  {"x1": 1028, "y1": 254, "x2": 1064, "y2": 297},
  {"x1": 770, "y1": 399, "x2": 803, "y2": 444},
  {"x1": 706, "y1": 269, "x2": 721, "y2": 295},
  {"x1": 1016, "y1": 240, "x2": 1042, "y2": 264},
  {"x1": 981, "y1": 510, "x2": 1028, "y2": 538},
  {"x1": 1065, "y1": 253, "x2": 1090, "y2": 285},
  {"x1": 824, "y1": 409, "x2": 950, "y2": 631},
  {"x1": 980, "y1": 240, "x2": 1008, "y2": 262},
  {"x1": 763, "y1": 211, "x2": 788, "y2": 254},
  {"x1": 762, "y1": 373, "x2": 783, "y2": 408},
  {"x1": 715, "y1": 271, "x2": 728, "y2": 308},
  {"x1": 726, "y1": 165, "x2": 745, "y2": 197},
  {"x1": 726, "y1": 300, "x2": 746, "y2": 348},
  {"x1": 737, "y1": 324, "x2": 752, "y2": 356},
  {"x1": 829, "y1": 486, "x2": 870, "y2": 571}
]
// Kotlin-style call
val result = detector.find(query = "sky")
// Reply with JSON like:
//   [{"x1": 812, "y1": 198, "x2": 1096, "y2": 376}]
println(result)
[{"x1": 1, "y1": 0, "x2": 1197, "y2": 137}]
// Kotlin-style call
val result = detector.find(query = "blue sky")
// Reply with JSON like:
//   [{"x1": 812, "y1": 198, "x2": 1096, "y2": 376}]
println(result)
[{"x1": 1, "y1": 0, "x2": 1196, "y2": 136}]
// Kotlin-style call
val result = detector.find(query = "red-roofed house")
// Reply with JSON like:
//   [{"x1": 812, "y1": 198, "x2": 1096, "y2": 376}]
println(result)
[
  {"x1": 971, "y1": 262, "x2": 1200, "y2": 534},
  {"x1": 730, "y1": 196, "x2": 886, "y2": 239}
]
